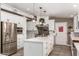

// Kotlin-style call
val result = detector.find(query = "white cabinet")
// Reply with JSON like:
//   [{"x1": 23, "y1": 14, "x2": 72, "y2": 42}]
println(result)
[
  {"x1": 24, "y1": 35, "x2": 54, "y2": 56},
  {"x1": 74, "y1": 43, "x2": 79, "y2": 56},
  {"x1": 74, "y1": 15, "x2": 79, "y2": 32},
  {"x1": 43, "y1": 36, "x2": 54, "y2": 55},
  {"x1": 48, "y1": 20, "x2": 55, "y2": 31}
]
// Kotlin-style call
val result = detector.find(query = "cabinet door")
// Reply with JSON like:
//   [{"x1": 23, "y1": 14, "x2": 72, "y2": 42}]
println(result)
[
  {"x1": 48, "y1": 20, "x2": 55, "y2": 31},
  {"x1": 74, "y1": 16, "x2": 77, "y2": 31},
  {"x1": 0, "y1": 44, "x2": 1, "y2": 53},
  {"x1": 74, "y1": 15, "x2": 79, "y2": 32},
  {"x1": 77, "y1": 15, "x2": 79, "y2": 29}
]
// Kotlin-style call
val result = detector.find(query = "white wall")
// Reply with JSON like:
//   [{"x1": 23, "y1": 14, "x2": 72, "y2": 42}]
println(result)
[
  {"x1": 27, "y1": 16, "x2": 55, "y2": 31},
  {"x1": 27, "y1": 21, "x2": 37, "y2": 31},
  {"x1": 0, "y1": 4, "x2": 30, "y2": 49}
]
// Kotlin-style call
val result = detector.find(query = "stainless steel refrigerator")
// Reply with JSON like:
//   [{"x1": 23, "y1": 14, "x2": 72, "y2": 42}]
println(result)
[{"x1": 0, "y1": 22, "x2": 17, "y2": 55}]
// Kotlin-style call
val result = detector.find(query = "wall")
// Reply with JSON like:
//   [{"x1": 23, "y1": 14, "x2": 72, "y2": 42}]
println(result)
[
  {"x1": 27, "y1": 21, "x2": 37, "y2": 31},
  {"x1": 0, "y1": 4, "x2": 32, "y2": 49},
  {"x1": 55, "y1": 18, "x2": 73, "y2": 32}
]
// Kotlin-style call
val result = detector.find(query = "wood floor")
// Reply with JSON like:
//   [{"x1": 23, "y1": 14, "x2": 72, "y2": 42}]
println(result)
[
  {"x1": 12, "y1": 48, "x2": 24, "y2": 56},
  {"x1": 11, "y1": 45, "x2": 71, "y2": 56},
  {"x1": 49, "y1": 45, "x2": 72, "y2": 56}
]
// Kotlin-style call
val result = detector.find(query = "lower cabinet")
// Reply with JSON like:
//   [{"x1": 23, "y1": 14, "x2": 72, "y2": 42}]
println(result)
[
  {"x1": 24, "y1": 35, "x2": 54, "y2": 56},
  {"x1": 17, "y1": 37, "x2": 24, "y2": 49},
  {"x1": 42, "y1": 40, "x2": 54, "y2": 56},
  {"x1": 74, "y1": 15, "x2": 79, "y2": 32},
  {"x1": 77, "y1": 51, "x2": 79, "y2": 56},
  {"x1": 72, "y1": 45, "x2": 77, "y2": 56},
  {"x1": 73, "y1": 43, "x2": 79, "y2": 56},
  {"x1": 0, "y1": 44, "x2": 1, "y2": 53},
  {"x1": 42, "y1": 36, "x2": 54, "y2": 56}
]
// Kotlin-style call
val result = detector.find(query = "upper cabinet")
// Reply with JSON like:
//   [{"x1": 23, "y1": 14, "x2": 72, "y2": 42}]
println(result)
[
  {"x1": 48, "y1": 20, "x2": 55, "y2": 31},
  {"x1": 74, "y1": 15, "x2": 79, "y2": 32}
]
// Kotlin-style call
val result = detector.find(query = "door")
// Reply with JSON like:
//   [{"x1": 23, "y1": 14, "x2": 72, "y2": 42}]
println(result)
[{"x1": 55, "y1": 22, "x2": 67, "y2": 45}]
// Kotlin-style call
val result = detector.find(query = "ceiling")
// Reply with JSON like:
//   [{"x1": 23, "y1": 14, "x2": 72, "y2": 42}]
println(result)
[{"x1": 6, "y1": 3, "x2": 79, "y2": 18}]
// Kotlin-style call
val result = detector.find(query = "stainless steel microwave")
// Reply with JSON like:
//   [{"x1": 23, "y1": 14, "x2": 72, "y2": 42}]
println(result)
[{"x1": 17, "y1": 27, "x2": 23, "y2": 34}]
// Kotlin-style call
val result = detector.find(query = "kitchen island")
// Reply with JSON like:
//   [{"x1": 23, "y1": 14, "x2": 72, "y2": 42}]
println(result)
[{"x1": 24, "y1": 33, "x2": 55, "y2": 56}]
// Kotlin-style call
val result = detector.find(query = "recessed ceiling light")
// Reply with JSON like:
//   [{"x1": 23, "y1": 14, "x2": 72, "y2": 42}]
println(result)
[
  {"x1": 73, "y1": 4, "x2": 77, "y2": 8},
  {"x1": 26, "y1": 8, "x2": 30, "y2": 11},
  {"x1": 70, "y1": 15, "x2": 74, "y2": 17},
  {"x1": 32, "y1": 20, "x2": 36, "y2": 22}
]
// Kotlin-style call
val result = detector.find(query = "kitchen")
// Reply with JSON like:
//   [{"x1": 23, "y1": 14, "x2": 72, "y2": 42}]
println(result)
[{"x1": 0, "y1": 3, "x2": 79, "y2": 56}]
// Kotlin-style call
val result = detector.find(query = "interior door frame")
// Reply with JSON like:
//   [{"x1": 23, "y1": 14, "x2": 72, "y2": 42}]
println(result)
[{"x1": 55, "y1": 22, "x2": 68, "y2": 45}]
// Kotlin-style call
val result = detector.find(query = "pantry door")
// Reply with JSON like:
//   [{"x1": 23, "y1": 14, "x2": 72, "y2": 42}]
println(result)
[{"x1": 55, "y1": 22, "x2": 67, "y2": 45}]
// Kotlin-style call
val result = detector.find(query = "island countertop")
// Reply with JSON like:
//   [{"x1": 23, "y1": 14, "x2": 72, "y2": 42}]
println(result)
[{"x1": 24, "y1": 33, "x2": 55, "y2": 43}]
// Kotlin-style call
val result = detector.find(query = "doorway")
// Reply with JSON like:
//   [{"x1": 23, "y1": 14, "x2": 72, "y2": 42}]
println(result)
[{"x1": 55, "y1": 22, "x2": 68, "y2": 45}]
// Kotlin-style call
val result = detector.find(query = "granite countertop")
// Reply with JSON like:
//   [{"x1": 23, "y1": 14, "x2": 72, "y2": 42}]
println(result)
[{"x1": 24, "y1": 37, "x2": 48, "y2": 43}]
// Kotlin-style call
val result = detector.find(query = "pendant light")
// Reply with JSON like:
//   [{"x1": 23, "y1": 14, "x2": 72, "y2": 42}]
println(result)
[
  {"x1": 39, "y1": 7, "x2": 42, "y2": 16},
  {"x1": 32, "y1": 3, "x2": 37, "y2": 22}
]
